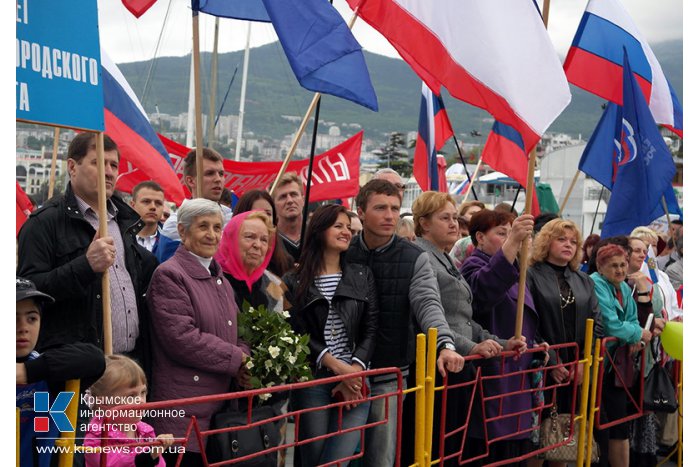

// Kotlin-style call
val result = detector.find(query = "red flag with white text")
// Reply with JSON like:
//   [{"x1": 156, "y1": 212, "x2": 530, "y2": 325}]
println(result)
[{"x1": 154, "y1": 132, "x2": 363, "y2": 204}]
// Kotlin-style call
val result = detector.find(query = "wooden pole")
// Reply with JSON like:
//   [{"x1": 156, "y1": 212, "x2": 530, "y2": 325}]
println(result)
[
  {"x1": 558, "y1": 170, "x2": 580, "y2": 216},
  {"x1": 513, "y1": 0, "x2": 551, "y2": 339},
  {"x1": 269, "y1": 9, "x2": 360, "y2": 194},
  {"x1": 207, "y1": 17, "x2": 220, "y2": 147},
  {"x1": 514, "y1": 147, "x2": 537, "y2": 339},
  {"x1": 462, "y1": 155, "x2": 484, "y2": 201},
  {"x1": 192, "y1": 11, "x2": 205, "y2": 197},
  {"x1": 96, "y1": 133, "x2": 112, "y2": 355},
  {"x1": 48, "y1": 127, "x2": 60, "y2": 199}
]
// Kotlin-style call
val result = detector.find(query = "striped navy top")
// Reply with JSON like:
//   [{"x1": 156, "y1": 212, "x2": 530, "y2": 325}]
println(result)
[{"x1": 314, "y1": 273, "x2": 354, "y2": 367}]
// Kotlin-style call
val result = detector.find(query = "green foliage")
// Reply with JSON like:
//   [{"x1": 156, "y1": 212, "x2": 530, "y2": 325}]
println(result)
[
  {"x1": 118, "y1": 40, "x2": 681, "y2": 143},
  {"x1": 237, "y1": 300, "x2": 312, "y2": 401}
]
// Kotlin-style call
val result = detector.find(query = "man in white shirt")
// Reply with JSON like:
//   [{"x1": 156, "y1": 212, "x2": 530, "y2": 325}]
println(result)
[{"x1": 130, "y1": 181, "x2": 165, "y2": 253}]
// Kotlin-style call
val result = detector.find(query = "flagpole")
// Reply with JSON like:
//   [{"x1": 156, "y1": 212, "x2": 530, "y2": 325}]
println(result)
[
  {"x1": 270, "y1": 9, "x2": 360, "y2": 193},
  {"x1": 192, "y1": 9, "x2": 205, "y2": 197},
  {"x1": 452, "y1": 136, "x2": 479, "y2": 200},
  {"x1": 514, "y1": 0, "x2": 550, "y2": 339},
  {"x1": 511, "y1": 185, "x2": 522, "y2": 213},
  {"x1": 235, "y1": 22, "x2": 252, "y2": 161},
  {"x1": 207, "y1": 17, "x2": 220, "y2": 147},
  {"x1": 590, "y1": 187, "x2": 605, "y2": 236},
  {"x1": 299, "y1": 97, "x2": 323, "y2": 253},
  {"x1": 660, "y1": 195, "x2": 673, "y2": 230},
  {"x1": 462, "y1": 155, "x2": 484, "y2": 200},
  {"x1": 558, "y1": 170, "x2": 581, "y2": 215},
  {"x1": 96, "y1": 132, "x2": 113, "y2": 355},
  {"x1": 47, "y1": 127, "x2": 60, "y2": 199}
]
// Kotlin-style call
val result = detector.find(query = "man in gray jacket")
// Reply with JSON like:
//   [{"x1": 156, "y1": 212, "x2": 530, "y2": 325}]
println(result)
[{"x1": 345, "y1": 179, "x2": 463, "y2": 467}]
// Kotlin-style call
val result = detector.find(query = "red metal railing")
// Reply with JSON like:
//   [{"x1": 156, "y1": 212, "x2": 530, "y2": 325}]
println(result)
[
  {"x1": 96, "y1": 367, "x2": 404, "y2": 467},
  {"x1": 436, "y1": 342, "x2": 581, "y2": 466}
]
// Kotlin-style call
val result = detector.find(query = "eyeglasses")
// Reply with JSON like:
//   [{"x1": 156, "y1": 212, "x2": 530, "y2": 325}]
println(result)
[
  {"x1": 394, "y1": 183, "x2": 407, "y2": 190},
  {"x1": 16, "y1": 278, "x2": 34, "y2": 290}
]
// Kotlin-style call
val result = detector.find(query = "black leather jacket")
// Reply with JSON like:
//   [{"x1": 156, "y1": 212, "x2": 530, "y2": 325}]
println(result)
[
  {"x1": 283, "y1": 262, "x2": 379, "y2": 374},
  {"x1": 17, "y1": 184, "x2": 158, "y2": 363},
  {"x1": 527, "y1": 261, "x2": 603, "y2": 361}
]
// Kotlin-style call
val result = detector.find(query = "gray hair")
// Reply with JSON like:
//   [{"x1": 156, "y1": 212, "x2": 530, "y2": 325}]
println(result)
[
  {"x1": 372, "y1": 168, "x2": 402, "y2": 180},
  {"x1": 177, "y1": 198, "x2": 223, "y2": 231}
]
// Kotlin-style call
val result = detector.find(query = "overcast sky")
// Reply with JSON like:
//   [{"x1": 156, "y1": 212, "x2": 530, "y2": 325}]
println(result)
[{"x1": 98, "y1": 0, "x2": 683, "y2": 65}]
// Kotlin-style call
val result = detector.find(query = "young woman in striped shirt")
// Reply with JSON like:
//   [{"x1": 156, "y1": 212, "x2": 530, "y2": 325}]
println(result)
[{"x1": 283, "y1": 204, "x2": 379, "y2": 467}]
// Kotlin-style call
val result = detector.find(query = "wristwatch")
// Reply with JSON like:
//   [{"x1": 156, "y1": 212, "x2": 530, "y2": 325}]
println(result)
[
  {"x1": 637, "y1": 291, "x2": 650, "y2": 296},
  {"x1": 439, "y1": 342, "x2": 456, "y2": 352}
]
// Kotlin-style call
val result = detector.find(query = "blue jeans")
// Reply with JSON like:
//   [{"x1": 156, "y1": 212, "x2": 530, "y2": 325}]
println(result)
[
  {"x1": 292, "y1": 380, "x2": 370, "y2": 467},
  {"x1": 364, "y1": 376, "x2": 407, "y2": 467}
]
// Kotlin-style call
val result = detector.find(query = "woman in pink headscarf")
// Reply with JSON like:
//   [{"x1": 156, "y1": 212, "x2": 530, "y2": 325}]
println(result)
[{"x1": 216, "y1": 210, "x2": 287, "y2": 313}]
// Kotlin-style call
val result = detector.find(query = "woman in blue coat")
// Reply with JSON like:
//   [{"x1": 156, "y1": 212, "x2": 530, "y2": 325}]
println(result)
[
  {"x1": 591, "y1": 244, "x2": 652, "y2": 467},
  {"x1": 459, "y1": 209, "x2": 542, "y2": 465}
]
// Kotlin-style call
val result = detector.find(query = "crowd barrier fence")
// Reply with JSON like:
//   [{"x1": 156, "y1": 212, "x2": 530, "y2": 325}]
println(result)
[{"x1": 20, "y1": 318, "x2": 682, "y2": 467}]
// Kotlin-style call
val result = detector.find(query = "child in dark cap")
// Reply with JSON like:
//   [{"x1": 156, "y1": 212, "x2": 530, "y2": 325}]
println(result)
[{"x1": 17, "y1": 277, "x2": 106, "y2": 467}]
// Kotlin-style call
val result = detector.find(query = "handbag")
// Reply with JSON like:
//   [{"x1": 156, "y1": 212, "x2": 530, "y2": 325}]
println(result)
[
  {"x1": 644, "y1": 358, "x2": 678, "y2": 413},
  {"x1": 206, "y1": 398, "x2": 283, "y2": 467},
  {"x1": 540, "y1": 404, "x2": 600, "y2": 463},
  {"x1": 611, "y1": 344, "x2": 639, "y2": 388}
]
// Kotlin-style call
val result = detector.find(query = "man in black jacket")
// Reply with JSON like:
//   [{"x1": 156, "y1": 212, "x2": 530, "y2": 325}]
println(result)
[
  {"x1": 17, "y1": 133, "x2": 158, "y2": 367},
  {"x1": 345, "y1": 179, "x2": 463, "y2": 467}
]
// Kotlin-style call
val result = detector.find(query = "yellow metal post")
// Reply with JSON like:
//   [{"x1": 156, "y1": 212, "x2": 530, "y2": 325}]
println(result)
[
  {"x1": 414, "y1": 334, "x2": 426, "y2": 467},
  {"x1": 576, "y1": 319, "x2": 594, "y2": 467},
  {"x1": 585, "y1": 339, "x2": 602, "y2": 467},
  {"x1": 424, "y1": 329, "x2": 438, "y2": 465},
  {"x1": 56, "y1": 379, "x2": 80, "y2": 467}
]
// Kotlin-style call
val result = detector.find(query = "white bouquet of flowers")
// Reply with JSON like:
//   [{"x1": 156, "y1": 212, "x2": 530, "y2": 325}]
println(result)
[{"x1": 238, "y1": 301, "x2": 312, "y2": 401}]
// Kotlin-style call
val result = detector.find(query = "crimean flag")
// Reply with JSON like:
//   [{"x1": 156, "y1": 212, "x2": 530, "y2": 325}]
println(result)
[
  {"x1": 348, "y1": 0, "x2": 571, "y2": 153},
  {"x1": 414, "y1": 83, "x2": 454, "y2": 192},
  {"x1": 101, "y1": 51, "x2": 186, "y2": 205},
  {"x1": 482, "y1": 121, "x2": 540, "y2": 216},
  {"x1": 564, "y1": 0, "x2": 682, "y2": 137}
]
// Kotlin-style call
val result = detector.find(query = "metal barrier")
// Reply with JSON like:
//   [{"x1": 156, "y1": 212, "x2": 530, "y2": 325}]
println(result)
[
  {"x1": 426, "y1": 319, "x2": 596, "y2": 467},
  {"x1": 591, "y1": 336, "x2": 646, "y2": 431},
  {"x1": 40, "y1": 318, "x2": 683, "y2": 467},
  {"x1": 86, "y1": 367, "x2": 404, "y2": 467}
]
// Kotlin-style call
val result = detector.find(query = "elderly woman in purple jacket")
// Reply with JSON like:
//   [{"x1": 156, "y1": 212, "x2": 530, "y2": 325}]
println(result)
[
  {"x1": 147, "y1": 199, "x2": 250, "y2": 466},
  {"x1": 459, "y1": 209, "x2": 541, "y2": 466}
]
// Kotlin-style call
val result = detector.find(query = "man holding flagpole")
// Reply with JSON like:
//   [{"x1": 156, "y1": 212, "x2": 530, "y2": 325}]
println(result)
[{"x1": 17, "y1": 133, "x2": 158, "y2": 365}]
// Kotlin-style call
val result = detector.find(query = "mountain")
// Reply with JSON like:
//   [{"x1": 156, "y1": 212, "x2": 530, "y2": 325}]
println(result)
[{"x1": 118, "y1": 39, "x2": 682, "y2": 143}]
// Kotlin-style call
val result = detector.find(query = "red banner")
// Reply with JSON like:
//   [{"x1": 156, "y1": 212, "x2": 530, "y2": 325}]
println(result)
[{"x1": 154, "y1": 132, "x2": 363, "y2": 204}]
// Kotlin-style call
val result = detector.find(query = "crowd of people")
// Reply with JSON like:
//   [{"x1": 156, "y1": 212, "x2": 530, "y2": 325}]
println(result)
[{"x1": 17, "y1": 134, "x2": 682, "y2": 467}]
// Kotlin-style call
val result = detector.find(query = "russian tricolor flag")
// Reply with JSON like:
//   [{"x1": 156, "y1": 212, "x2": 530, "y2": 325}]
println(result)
[
  {"x1": 101, "y1": 51, "x2": 185, "y2": 205},
  {"x1": 414, "y1": 83, "x2": 453, "y2": 192},
  {"x1": 349, "y1": 0, "x2": 571, "y2": 155},
  {"x1": 564, "y1": 0, "x2": 682, "y2": 137},
  {"x1": 482, "y1": 121, "x2": 540, "y2": 216}
]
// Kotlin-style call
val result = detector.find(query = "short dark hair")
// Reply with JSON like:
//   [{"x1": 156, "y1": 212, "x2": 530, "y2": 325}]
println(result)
[
  {"x1": 183, "y1": 148, "x2": 223, "y2": 178},
  {"x1": 356, "y1": 179, "x2": 400, "y2": 211},
  {"x1": 233, "y1": 189, "x2": 276, "y2": 220},
  {"x1": 468, "y1": 209, "x2": 516, "y2": 246},
  {"x1": 132, "y1": 181, "x2": 164, "y2": 199},
  {"x1": 494, "y1": 202, "x2": 517, "y2": 215},
  {"x1": 67, "y1": 133, "x2": 119, "y2": 163}
]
